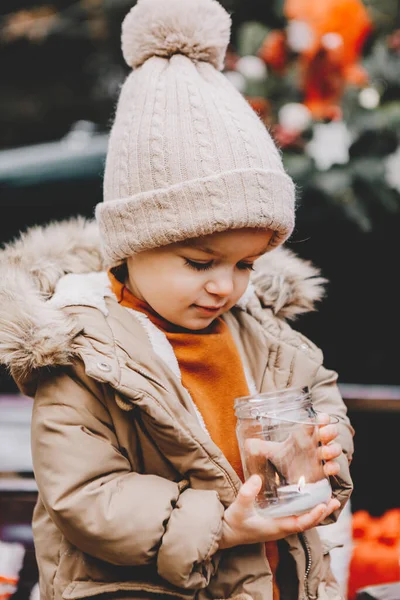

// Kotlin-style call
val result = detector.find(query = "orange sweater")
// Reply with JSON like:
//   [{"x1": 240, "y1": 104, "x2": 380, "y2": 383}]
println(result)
[{"x1": 109, "y1": 271, "x2": 280, "y2": 598}]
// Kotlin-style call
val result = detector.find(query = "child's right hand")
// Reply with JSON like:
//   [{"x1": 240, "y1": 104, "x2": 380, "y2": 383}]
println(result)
[{"x1": 219, "y1": 475, "x2": 340, "y2": 549}]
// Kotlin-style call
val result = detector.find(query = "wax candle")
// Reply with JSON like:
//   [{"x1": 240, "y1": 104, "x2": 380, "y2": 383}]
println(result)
[{"x1": 257, "y1": 478, "x2": 332, "y2": 518}]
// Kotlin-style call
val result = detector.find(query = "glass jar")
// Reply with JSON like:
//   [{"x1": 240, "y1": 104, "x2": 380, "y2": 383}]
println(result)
[{"x1": 234, "y1": 387, "x2": 332, "y2": 518}]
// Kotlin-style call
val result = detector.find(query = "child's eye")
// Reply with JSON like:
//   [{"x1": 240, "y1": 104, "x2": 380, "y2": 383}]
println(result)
[
  {"x1": 237, "y1": 263, "x2": 255, "y2": 271},
  {"x1": 185, "y1": 259, "x2": 214, "y2": 271},
  {"x1": 185, "y1": 259, "x2": 255, "y2": 272}
]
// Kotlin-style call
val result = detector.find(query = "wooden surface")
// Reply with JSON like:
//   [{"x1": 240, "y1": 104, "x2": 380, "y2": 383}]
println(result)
[{"x1": 339, "y1": 384, "x2": 400, "y2": 412}]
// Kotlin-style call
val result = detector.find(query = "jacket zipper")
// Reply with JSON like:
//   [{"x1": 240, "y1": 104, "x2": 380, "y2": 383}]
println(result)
[{"x1": 300, "y1": 531, "x2": 312, "y2": 600}]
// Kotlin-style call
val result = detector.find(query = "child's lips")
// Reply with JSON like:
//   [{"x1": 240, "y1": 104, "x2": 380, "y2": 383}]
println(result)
[{"x1": 193, "y1": 304, "x2": 225, "y2": 314}]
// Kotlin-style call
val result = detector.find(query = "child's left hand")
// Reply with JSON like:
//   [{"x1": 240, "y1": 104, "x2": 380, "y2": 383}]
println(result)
[
  {"x1": 244, "y1": 412, "x2": 343, "y2": 483},
  {"x1": 317, "y1": 412, "x2": 342, "y2": 478}
]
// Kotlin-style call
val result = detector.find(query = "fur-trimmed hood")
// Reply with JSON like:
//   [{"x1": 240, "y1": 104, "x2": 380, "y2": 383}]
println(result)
[{"x1": 0, "y1": 218, "x2": 326, "y2": 382}]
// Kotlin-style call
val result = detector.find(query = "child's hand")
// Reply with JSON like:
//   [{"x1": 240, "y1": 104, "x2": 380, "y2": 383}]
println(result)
[
  {"x1": 243, "y1": 412, "x2": 343, "y2": 485},
  {"x1": 317, "y1": 413, "x2": 342, "y2": 478},
  {"x1": 219, "y1": 475, "x2": 340, "y2": 549}
]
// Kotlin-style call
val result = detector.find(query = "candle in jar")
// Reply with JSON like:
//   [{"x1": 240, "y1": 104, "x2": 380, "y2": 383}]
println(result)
[{"x1": 257, "y1": 478, "x2": 332, "y2": 518}]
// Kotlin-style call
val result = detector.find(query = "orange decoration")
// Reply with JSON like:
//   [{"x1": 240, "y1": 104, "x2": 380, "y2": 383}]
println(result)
[
  {"x1": 257, "y1": 0, "x2": 373, "y2": 119},
  {"x1": 388, "y1": 29, "x2": 400, "y2": 53},
  {"x1": 284, "y1": 0, "x2": 372, "y2": 65},
  {"x1": 272, "y1": 124, "x2": 304, "y2": 149},
  {"x1": 0, "y1": 575, "x2": 18, "y2": 600},
  {"x1": 258, "y1": 30, "x2": 288, "y2": 73},
  {"x1": 284, "y1": 0, "x2": 373, "y2": 118},
  {"x1": 300, "y1": 47, "x2": 344, "y2": 119},
  {"x1": 344, "y1": 63, "x2": 369, "y2": 87},
  {"x1": 348, "y1": 509, "x2": 400, "y2": 600},
  {"x1": 224, "y1": 46, "x2": 239, "y2": 72}
]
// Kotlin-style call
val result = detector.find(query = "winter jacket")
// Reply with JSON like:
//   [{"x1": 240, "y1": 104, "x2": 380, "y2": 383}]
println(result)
[{"x1": 0, "y1": 219, "x2": 353, "y2": 600}]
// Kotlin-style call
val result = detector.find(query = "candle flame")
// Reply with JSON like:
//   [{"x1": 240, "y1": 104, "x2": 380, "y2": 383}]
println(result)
[{"x1": 297, "y1": 476, "x2": 306, "y2": 492}]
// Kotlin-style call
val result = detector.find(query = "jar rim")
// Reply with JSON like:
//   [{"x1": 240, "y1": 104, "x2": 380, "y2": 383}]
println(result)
[
  {"x1": 235, "y1": 410, "x2": 339, "y2": 426},
  {"x1": 234, "y1": 386, "x2": 312, "y2": 420},
  {"x1": 234, "y1": 386, "x2": 310, "y2": 409}
]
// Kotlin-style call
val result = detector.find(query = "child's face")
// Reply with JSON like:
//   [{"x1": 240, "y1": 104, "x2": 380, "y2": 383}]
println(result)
[{"x1": 126, "y1": 228, "x2": 273, "y2": 330}]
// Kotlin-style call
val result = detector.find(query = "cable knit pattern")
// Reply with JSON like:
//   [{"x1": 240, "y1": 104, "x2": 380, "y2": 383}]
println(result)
[
  {"x1": 185, "y1": 69, "x2": 216, "y2": 233},
  {"x1": 202, "y1": 64, "x2": 295, "y2": 248},
  {"x1": 187, "y1": 66, "x2": 232, "y2": 231},
  {"x1": 149, "y1": 68, "x2": 171, "y2": 246},
  {"x1": 96, "y1": 0, "x2": 295, "y2": 263},
  {"x1": 212, "y1": 69, "x2": 260, "y2": 230}
]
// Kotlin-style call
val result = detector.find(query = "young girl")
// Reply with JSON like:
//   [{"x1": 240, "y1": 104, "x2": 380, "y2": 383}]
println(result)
[{"x1": 0, "y1": 0, "x2": 353, "y2": 599}]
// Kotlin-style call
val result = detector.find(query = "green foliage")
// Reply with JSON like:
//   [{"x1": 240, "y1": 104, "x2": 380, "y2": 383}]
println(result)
[
  {"x1": 236, "y1": 21, "x2": 270, "y2": 56},
  {"x1": 232, "y1": 2, "x2": 400, "y2": 230}
]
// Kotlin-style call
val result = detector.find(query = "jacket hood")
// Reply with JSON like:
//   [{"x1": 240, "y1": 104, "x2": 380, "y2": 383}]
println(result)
[{"x1": 0, "y1": 218, "x2": 325, "y2": 381}]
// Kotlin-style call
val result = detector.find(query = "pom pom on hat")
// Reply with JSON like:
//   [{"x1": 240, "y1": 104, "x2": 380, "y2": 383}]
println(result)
[{"x1": 122, "y1": 0, "x2": 231, "y2": 71}]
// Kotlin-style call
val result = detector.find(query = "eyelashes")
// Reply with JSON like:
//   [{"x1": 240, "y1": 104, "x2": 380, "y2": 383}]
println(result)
[
  {"x1": 184, "y1": 259, "x2": 254, "y2": 272},
  {"x1": 185, "y1": 259, "x2": 213, "y2": 271}
]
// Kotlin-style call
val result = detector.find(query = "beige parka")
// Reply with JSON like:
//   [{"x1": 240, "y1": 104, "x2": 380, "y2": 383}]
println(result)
[{"x1": 0, "y1": 218, "x2": 353, "y2": 600}]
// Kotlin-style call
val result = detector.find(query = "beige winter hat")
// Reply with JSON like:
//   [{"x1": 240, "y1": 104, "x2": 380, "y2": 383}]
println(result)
[{"x1": 96, "y1": 0, "x2": 296, "y2": 264}]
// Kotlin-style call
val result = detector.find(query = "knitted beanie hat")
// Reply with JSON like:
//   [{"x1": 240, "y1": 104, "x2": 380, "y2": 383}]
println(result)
[{"x1": 96, "y1": 0, "x2": 296, "y2": 264}]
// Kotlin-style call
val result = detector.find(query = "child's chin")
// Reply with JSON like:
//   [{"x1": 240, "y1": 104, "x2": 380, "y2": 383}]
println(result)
[{"x1": 179, "y1": 315, "x2": 217, "y2": 331}]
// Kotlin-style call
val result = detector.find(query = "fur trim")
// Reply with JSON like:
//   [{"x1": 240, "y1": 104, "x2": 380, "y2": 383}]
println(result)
[
  {"x1": 0, "y1": 218, "x2": 103, "y2": 379},
  {"x1": 0, "y1": 265, "x2": 81, "y2": 380},
  {"x1": 252, "y1": 247, "x2": 327, "y2": 320},
  {"x1": 1, "y1": 216, "x2": 103, "y2": 296},
  {"x1": 121, "y1": 0, "x2": 231, "y2": 70},
  {"x1": 235, "y1": 282, "x2": 256, "y2": 311},
  {"x1": 0, "y1": 218, "x2": 326, "y2": 378},
  {"x1": 48, "y1": 272, "x2": 113, "y2": 316}
]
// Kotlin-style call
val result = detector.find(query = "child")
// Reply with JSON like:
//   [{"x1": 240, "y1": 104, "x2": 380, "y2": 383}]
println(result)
[{"x1": 0, "y1": 0, "x2": 353, "y2": 599}]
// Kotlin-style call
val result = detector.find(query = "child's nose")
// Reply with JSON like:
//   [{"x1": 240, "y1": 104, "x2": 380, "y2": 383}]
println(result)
[{"x1": 205, "y1": 275, "x2": 234, "y2": 297}]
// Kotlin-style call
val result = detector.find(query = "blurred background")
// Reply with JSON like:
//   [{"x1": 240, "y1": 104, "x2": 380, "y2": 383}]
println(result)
[{"x1": 0, "y1": 1, "x2": 400, "y2": 599}]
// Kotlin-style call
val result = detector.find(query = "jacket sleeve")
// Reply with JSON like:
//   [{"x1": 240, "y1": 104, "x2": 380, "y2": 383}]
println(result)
[
  {"x1": 31, "y1": 363, "x2": 224, "y2": 588},
  {"x1": 310, "y1": 362, "x2": 354, "y2": 522}
]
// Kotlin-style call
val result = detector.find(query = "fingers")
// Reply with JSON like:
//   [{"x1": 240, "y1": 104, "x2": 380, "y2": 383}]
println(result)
[
  {"x1": 308, "y1": 498, "x2": 340, "y2": 523},
  {"x1": 319, "y1": 439, "x2": 342, "y2": 477},
  {"x1": 323, "y1": 497, "x2": 341, "y2": 517},
  {"x1": 235, "y1": 475, "x2": 262, "y2": 511},
  {"x1": 245, "y1": 438, "x2": 284, "y2": 458},
  {"x1": 223, "y1": 483, "x2": 342, "y2": 548},
  {"x1": 323, "y1": 460, "x2": 340, "y2": 477},
  {"x1": 316, "y1": 412, "x2": 331, "y2": 425},
  {"x1": 295, "y1": 503, "x2": 330, "y2": 530},
  {"x1": 277, "y1": 497, "x2": 341, "y2": 535},
  {"x1": 319, "y1": 423, "x2": 338, "y2": 444},
  {"x1": 276, "y1": 504, "x2": 326, "y2": 534},
  {"x1": 320, "y1": 442, "x2": 342, "y2": 461}
]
